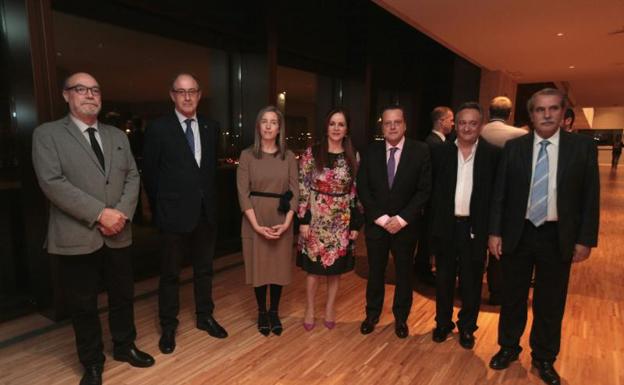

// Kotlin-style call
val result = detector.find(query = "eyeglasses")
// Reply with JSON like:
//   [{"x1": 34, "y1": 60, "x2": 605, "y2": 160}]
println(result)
[
  {"x1": 382, "y1": 120, "x2": 404, "y2": 128},
  {"x1": 65, "y1": 85, "x2": 101, "y2": 96},
  {"x1": 172, "y1": 88, "x2": 200, "y2": 97}
]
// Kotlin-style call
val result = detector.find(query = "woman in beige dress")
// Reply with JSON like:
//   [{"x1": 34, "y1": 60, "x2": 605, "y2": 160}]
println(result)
[{"x1": 236, "y1": 105, "x2": 298, "y2": 336}]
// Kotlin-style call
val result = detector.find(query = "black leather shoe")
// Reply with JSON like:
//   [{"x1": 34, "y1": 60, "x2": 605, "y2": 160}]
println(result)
[
  {"x1": 459, "y1": 331, "x2": 475, "y2": 349},
  {"x1": 489, "y1": 347, "x2": 521, "y2": 370},
  {"x1": 113, "y1": 344, "x2": 155, "y2": 368},
  {"x1": 159, "y1": 330, "x2": 176, "y2": 354},
  {"x1": 531, "y1": 359, "x2": 561, "y2": 385},
  {"x1": 432, "y1": 324, "x2": 455, "y2": 343},
  {"x1": 257, "y1": 311, "x2": 270, "y2": 336},
  {"x1": 359, "y1": 317, "x2": 379, "y2": 335},
  {"x1": 197, "y1": 316, "x2": 228, "y2": 338},
  {"x1": 268, "y1": 310, "x2": 282, "y2": 336},
  {"x1": 80, "y1": 365, "x2": 102, "y2": 385},
  {"x1": 395, "y1": 321, "x2": 409, "y2": 338}
]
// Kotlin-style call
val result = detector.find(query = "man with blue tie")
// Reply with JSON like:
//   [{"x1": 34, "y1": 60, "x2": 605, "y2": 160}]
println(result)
[
  {"x1": 488, "y1": 88, "x2": 599, "y2": 385},
  {"x1": 357, "y1": 105, "x2": 431, "y2": 338},
  {"x1": 143, "y1": 73, "x2": 227, "y2": 355}
]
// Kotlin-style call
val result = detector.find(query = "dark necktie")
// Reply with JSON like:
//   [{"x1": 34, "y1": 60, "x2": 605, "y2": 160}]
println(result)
[
  {"x1": 387, "y1": 147, "x2": 398, "y2": 188},
  {"x1": 184, "y1": 118, "x2": 195, "y2": 154},
  {"x1": 86, "y1": 127, "x2": 105, "y2": 170}
]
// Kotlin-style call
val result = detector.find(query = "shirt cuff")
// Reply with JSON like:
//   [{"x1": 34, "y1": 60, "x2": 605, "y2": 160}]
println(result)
[
  {"x1": 375, "y1": 215, "x2": 390, "y2": 227},
  {"x1": 395, "y1": 215, "x2": 407, "y2": 228}
]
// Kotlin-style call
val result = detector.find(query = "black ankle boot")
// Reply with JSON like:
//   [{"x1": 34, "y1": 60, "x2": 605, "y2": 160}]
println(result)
[
  {"x1": 257, "y1": 311, "x2": 270, "y2": 336},
  {"x1": 268, "y1": 310, "x2": 282, "y2": 336}
]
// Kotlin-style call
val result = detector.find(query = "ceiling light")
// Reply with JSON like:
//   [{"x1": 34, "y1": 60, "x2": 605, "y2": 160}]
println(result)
[
  {"x1": 556, "y1": 32, "x2": 564, "y2": 37},
  {"x1": 568, "y1": 65, "x2": 575, "y2": 69}
]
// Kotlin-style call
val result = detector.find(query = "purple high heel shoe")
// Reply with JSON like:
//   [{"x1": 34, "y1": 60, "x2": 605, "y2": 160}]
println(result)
[{"x1": 323, "y1": 320, "x2": 336, "y2": 329}]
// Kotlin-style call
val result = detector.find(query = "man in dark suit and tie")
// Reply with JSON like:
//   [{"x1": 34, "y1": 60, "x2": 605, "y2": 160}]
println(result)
[
  {"x1": 142, "y1": 73, "x2": 227, "y2": 355},
  {"x1": 416, "y1": 106, "x2": 454, "y2": 287},
  {"x1": 357, "y1": 104, "x2": 431, "y2": 338},
  {"x1": 425, "y1": 106, "x2": 454, "y2": 146},
  {"x1": 32, "y1": 72, "x2": 154, "y2": 385},
  {"x1": 429, "y1": 102, "x2": 500, "y2": 349},
  {"x1": 488, "y1": 88, "x2": 599, "y2": 385}
]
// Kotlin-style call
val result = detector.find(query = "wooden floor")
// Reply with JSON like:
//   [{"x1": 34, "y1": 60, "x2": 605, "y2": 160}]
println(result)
[{"x1": 1, "y1": 166, "x2": 623, "y2": 385}]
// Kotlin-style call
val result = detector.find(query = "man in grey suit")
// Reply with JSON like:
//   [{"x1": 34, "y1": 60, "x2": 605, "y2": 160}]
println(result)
[{"x1": 32, "y1": 72, "x2": 154, "y2": 385}]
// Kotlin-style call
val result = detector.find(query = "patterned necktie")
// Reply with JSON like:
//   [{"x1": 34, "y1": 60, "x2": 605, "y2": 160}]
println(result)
[
  {"x1": 387, "y1": 147, "x2": 398, "y2": 188},
  {"x1": 528, "y1": 140, "x2": 550, "y2": 226},
  {"x1": 184, "y1": 118, "x2": 195, "y2": 153},
  {"x1": 86, "y1": 127, "x2": 105, "y2": 170}
]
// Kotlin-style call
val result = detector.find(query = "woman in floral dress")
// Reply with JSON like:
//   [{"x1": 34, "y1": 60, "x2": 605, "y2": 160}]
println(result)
[{"x1": 297, "y1": 108, "x2": 363, "y2": 330}]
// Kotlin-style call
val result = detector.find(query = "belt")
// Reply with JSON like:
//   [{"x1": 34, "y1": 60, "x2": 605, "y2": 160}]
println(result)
[
  {"x1": 455, "y1": 216, "x2": 470, "y2": 222},
  {"x1": 250, "y1": 190, "x2": 293, "y2": 214}
]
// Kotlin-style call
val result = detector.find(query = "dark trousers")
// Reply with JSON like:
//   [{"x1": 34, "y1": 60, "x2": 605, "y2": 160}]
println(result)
[
  {"x1": 365, "y1": 228, "x2": 418, "y2": 321},
  {"x1": 57, "y1": 246, "x2": 136, "y2": 368},
  {"x1": 486, "y1": 253, "x2": 502, "y2": 300},
  {"x1": 498, "y1": 221, "x2": 572, "y2": 362},
  {"x1": 435, "y1": 220, "x2": 485, "y2": 333},
  {"x1": 159, "y1": 220, "x2": 216, "y2": 332}
]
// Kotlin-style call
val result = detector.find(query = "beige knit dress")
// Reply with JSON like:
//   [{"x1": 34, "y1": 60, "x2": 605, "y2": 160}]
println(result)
[{"x1": 236, "y1": 148, "x2": 299, "y2": 287}]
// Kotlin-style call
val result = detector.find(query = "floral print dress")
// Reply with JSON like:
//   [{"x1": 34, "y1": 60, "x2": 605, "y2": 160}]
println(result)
[{"x1": 297, "y1": 147, "x2": 363, "y2": 275}]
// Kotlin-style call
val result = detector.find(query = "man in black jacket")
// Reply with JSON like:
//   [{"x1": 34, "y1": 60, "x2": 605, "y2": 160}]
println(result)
[
  {"x1": 488, "y1": 88, "x2": 599, "y2": 385},
  {"x1": 357, "y1": 104, "x2": 431, "y2": 338},
  {"x1": 143, "y1": 73, "x2": 227, "y2": 355},
  {"x1": 430, "y1": 102, "x2": 500, "y2": 349}
]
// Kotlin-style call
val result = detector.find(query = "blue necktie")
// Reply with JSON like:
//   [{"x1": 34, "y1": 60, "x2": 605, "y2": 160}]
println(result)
[
  {"x1": 387, "y1": 147, "x2": 398, "y2": 188},
  {"x1": 528, "y1": 140, "x2": 550, "y2": 226},
  {"x1": 184, "y1": 118, "x2": 195, "y2": 154}
]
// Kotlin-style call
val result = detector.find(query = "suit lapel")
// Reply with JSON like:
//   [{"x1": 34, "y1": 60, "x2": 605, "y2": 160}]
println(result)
[
  {"x1": 100, "y1": 125, "x2": 113, "y2": 178},
  {"x1": 520, "y1": 133, "x2": 534, "y2": 186},
  {"x1": 391, "y1": 139, "x2": 410, "y2": 191},
  {"x1": 378, "y1": 142, "x2": 390, "y2": 193},
  {"x1": 557, "y1": 130, "x2": 572, "y2": 187},
  {"x1": 63, "y1": 116, "x2": 105, "y2": 175},
  {"x1": 198, "y1": 117, "x2": 211, "y2": 170}
]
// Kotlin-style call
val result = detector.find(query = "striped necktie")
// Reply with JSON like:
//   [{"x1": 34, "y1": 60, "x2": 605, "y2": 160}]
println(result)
[{"x1": 528, "y1": 140, "x2": 550, "y2": 226}]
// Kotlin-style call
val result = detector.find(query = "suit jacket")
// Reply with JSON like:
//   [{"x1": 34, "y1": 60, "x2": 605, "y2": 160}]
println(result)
[
  {"x1": 32, "y1": 115, "x2": 139, "y2": 255},
  {"x1": 142, "y1": 112, "x2": 219, "y2": 233},
  {"x1": 430, "y1": 139, "x2": 500, "y2": 259},
  {"x1": 481, "y1": 120, "x2": 527, "y2": 148},
  {"x1": 357, "y1": 137, "x2": 431, "y2": 239},
  {"x1": 489, "y1": 130, "x2": 600, "y2": 261},
  {"x1": 425, "y1": 131, "x2": 445, "y2": 146}
]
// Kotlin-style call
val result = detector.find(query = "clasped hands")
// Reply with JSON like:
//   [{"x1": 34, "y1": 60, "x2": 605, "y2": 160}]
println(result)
[
  {"x1": 382, "y1": 216, "x2": 403, "y2": 234},
  {"x1": 98, "y1": 208, "x2": 128, "y2": 236},
  {"x1": 255, "y1": 222, "x2": 290, "y2": 240}
]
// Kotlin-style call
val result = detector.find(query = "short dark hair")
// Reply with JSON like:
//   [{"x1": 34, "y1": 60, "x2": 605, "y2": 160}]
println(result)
[
  {"x1": 171, "y1": 72, "x2": 201, "y2": 90},
  {"x1": 455, "y1": 101, "x2": 482, "y2": 122},
  {"x1": 430, "y1": 106, "x2": 453, "y2": 124},
  {"x1": 489, "y1": 96, "x2": 512, "y2": 120},
  {"x1": 380, "y1": 103, "x2": 405, "y2": 119},
  {"x1": 527, "y1": 88, "x2": 566, "y2": 113},
  {"x1": 564, "y1": 108, "x2": 575, "y2": 124}
]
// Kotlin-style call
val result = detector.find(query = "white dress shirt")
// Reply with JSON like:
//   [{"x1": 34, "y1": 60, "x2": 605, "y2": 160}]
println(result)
[
  {"x1": 175, "y1": 109, "x2": 202, "y2": 166},
  {"x1": 70, "y1": 115, "x2": 102, "y2": 149},
  {"x1": 526, "y1": 129, "x2": 560, "y2": 221},
  {"x1": 454, "y1": 139, "x2": 478, "y2": 216},
  {"x1": 375, "y1": 136, "x2": 407, "y2": 228}
]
